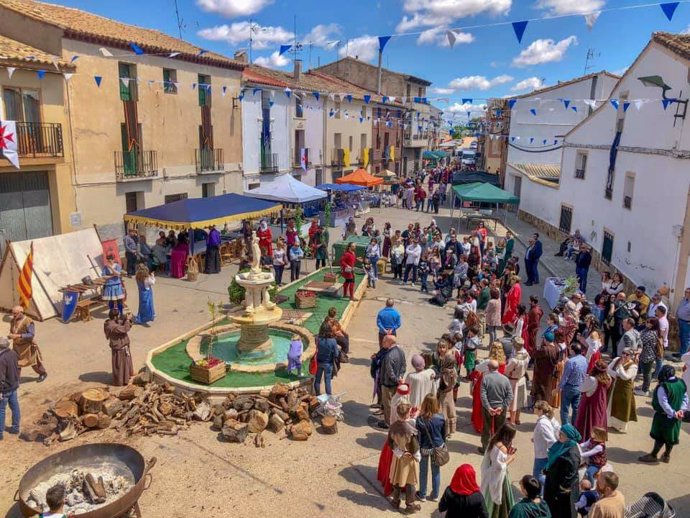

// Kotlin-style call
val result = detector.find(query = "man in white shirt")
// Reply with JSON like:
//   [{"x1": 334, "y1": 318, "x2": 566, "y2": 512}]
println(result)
[
  {"x1": 403, "y1": 239, "x2": 422, "y2": 286},
  {"x1": 647, "y1": 292, "x2": 667, "y2": 320},
  {"x1": 655, "y1": 305, "x2": 669, "y2": 377}
]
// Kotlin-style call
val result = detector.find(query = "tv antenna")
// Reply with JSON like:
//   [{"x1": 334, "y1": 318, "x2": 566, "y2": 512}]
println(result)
[
  {"x1": 173, "y1": 0, "x2": 184, "y2": 38},
  {"x1": 584, "y1": 48, "x2": 600, "y2": 74}
]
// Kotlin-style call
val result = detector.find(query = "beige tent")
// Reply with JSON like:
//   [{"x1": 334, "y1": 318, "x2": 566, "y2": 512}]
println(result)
[
  {"x1": 375, "y1": 169, "x2": 397, "y2": 179},
  {"x1": 0, "y1": 228, "x2": 104, "y2": 321}
]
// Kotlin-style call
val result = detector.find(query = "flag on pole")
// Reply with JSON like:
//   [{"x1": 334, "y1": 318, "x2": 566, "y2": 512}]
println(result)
[
  {"x1": 18, "y1": 243, "x2": 34, "y2": 309},
  {"x1": 0, "y1": 120, "x2": 19, "y2": 169},
  {"x1": 300, "y1": 148, "x2": 308, "y2": 171}
]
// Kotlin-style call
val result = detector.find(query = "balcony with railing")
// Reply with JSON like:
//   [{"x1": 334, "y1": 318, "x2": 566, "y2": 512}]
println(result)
[
  {"x1": 331, "y1": 148, "x2": 344, "y2": 167},
  {"x1": 623, "y1": 195, "x2": 632, "y2": 209},
  {"x1": 574, "y1": 168, "x2": 585, "y2": 179},
  {"x1": 195, "y1": 148, "x2": 224, "y2": 173},
  {"x1": 403, "y1": 130, "x2": 429, "y2": 148},
  {"x1": 293, "y1": 147, "x2": 310, "y2": 168},
  {"x1": 114, "y1": 150, "x2": 158, "y2": 180},
  {"x1": 1, "y1": 122, "x2": 64, "y2": 160},
  {"x1": 260, "y1": 150, "x2": 279, "y2": 173}
]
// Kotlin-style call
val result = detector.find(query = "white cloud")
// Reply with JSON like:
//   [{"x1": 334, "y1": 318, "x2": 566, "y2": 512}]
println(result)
[
  {"x1": 449, "y1": 74, "x2": 513, "y2": 90},
  {"x1": 431, "y1": 87, "x2": 456, "y2": 95},
  {"x1": 198, "y1": 21, "x2": 293, "y2": 49},
  {"x1": 196, "y1": 0, "x2": 273, "y2": 17},
  {"x1": 417, "y1": 27, "x2": 474, "y2": 47},
  {"x1": 254, "y1": 51, "x2": 290, "y2": 69},
  {"x1": 512, "y1": 36, "x2": 577, "y2": 67},
  {"x1": 304, "y1": 23, "x2": 341, "y2": 48},
  {"x1": 536, "y1": 0, "x2": 605, "y2": 16},
  {"x1": 447, "y1": 102, "x2": 487, "y2": 114},
  {"x1": 403, "y1": 0, "x2": 512, "y2": 19},
  {"x1": 681, "y1": 25, "x2": 690, "y2": 35},
  {"x1": 511, "y1": 77, "x2": 544, "y2": 92},
  {"x1": 339, "y1": 35, "x2": 379, "y2": 62}
]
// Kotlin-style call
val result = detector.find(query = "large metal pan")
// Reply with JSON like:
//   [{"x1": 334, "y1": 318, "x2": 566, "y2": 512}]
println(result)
[{"x1": 15, "y1": 443, "x2": 156, "y2": 518}]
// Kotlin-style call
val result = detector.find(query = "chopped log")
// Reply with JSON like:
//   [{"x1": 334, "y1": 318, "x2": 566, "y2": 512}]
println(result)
[
  {"x1": 212, "y1": 404, "x2": 225, "y2": 417},
  {"x1": 212, "y1": 414, "x2": 224, "y2": 431},
  {"x1": 132, "y1": 370, "x2": 152, "y2": 386},
  {"x1": 321, "y1": 416, "x2": 338, "y2": 434},
  {"x1": 192, "y1": 401, "x2": 212, "y2": 421},
  {"x1": 292, "y1": 404, "x2": 310, "y2": 422},
  {"x1": 81, "y1": 413, "x2": 99, "y2": 428},
  {"x1": 117, "y1": 385, "x2": 142, "y2": 401},
  {"x1": 268, "y1": 414, "x2": 285, "y2": 433},
  {"x1": 247, "y1": 410, "x2": 269, "y2": 433},
  {"x1": 259, "y1": 388, "x2": 271, "y2": 398},
  {"x1": 221, "y1": 419, "x2": 249, "y2": 443},
  {"x1": 254, "y1": 432, "x2": 265, "y2": 448},
  {"x1": 58, "y1": 420, "x2": 78, "y2": 442},
  {"x1": 53, "y1": 400, "x2": 79, "y2": 419},
  {"x1": 269, "y1": 383, "x2": 290, "y2": 401},
  {"x1": 307, "y1": 396, "x2": 320, "y2": 412},
  {"x1": 80, "y1": 388, "x2": 108, "y2": 414},
  {"x1": 270, "y1": 408, "x2": 290, "y2": 422},
  {"x1": 278, "y1": 397, "x2": 289, "y2": 413},
  {"x1": 159, "y1": 401, "x2": 173, "y2": 416},
  {"x1": 96, "y1": 413, "x2": 111, "y2": 429},
  {"x1": 102, "y1": 397, "x2": 123, "y2": 417},
  {"x1": 288, "y1": 419, "x2": 313, "y2": 441},
  {"x1": 224, "y1": 409, "x2": 239, "y2": 421},
  {"x1": 85, "y1": 474, "x2": 107, "y2": 500},
  {"x1": 232, "y1": 395, "x2": 254, "y2": 411},
  {"x1": 253, "y1": 398, "x2": 270, "y2": 414},
  {"x1": 83, "y1": 476, "x2": 105, "y2": 504}
]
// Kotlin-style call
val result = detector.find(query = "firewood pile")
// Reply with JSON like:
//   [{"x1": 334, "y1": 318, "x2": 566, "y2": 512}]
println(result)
[{"x1": 27, "y1": 372, "x2": 328, "y2": 447}]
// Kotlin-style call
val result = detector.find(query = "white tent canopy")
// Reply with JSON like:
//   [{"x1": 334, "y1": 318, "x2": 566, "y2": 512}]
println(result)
[
  {"x1": 0, "y1": 228, "x2": 104, "y2": 321},
  {"x1": 244, "y1": 173, "x2": 326, "y2": 203}
]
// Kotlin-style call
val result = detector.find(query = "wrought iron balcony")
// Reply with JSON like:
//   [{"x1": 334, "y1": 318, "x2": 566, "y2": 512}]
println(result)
[
  {"x1": 260, "y1": 151, "x2": 279, "y2": 173},
  {"x1": 114, "y1": 150, "x2": 158, "y2": 180},
  {"x1": 331, "y1": 148, "x2": 344, "y2": 166},
  {"x1": 2, "y1": 122, "x2": 64, "y2": 159},
  {"x1": 196, "y1": 148, "x2": 224, "y2": 173}
]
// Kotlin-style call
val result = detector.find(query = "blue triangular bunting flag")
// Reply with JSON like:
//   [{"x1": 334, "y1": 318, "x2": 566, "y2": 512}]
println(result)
[
  {"x1": 512, "y1": 21, "x2": 528, "y2": 43},
  {"x1": 571, "y1": 106, "x2": 578, "y2": 112},
  {"x1": 508, "y1": 99, "x2": 517, "y2": 109},
  {"x1": 129, "y1": 42, "x2": 145, "y2": 55},
  {"x1": 660, "y1": 2, "x2": 679, "y2": 21},
  {"x1": 279, "y1": 44, "x2": 292, "y2": 56},
  {"x1": 553, "y1": 139, "x2": 558, "y2": 145},
  {"x1": 94, "y1": 76, "x2": 102, "y2": 87},
  {"x1": 70, "y1": 55, "x2": 79, "y2": 63},
  {"x1": 511, "y1": 137, "x2": 516, "y2": 142},
  {"x1": 192, "y1": 83, "x2": 197, "y2": 90},
  {"x1": 378, "y1": 36, "x2": 392, "y2": 51},
  {"x1": 359, "y1": 117, "x2": 364, "y2": 123},
  {"x1": 37, "y1": 69, "x2": 46, "y2": 79},
  {"x1": 623, "y1": 102, "x2": 630, "y2": 112},
  {"x1": 268, "y1": 99, "x2": 274, "y2": 107},
  {"x1": 253, "y1": 88, "x2": 261, "y2": 95},
  {"x1": 239, "y1": 90, "x2": 244, "y2": 101},
  {"x1": 462, "y1": 98, "x2": 472, "y2": 104},
  {"x1": 382, "y1": 96, "x2": 389, "y2": 103},
  {"x1": 284, "y1": 87, "x2": 291, "y2": 98},
  {"x1": 313, "y1": 92, "x2": 320, "y2": 100},
  {"x1": 563, "y1": 99, "x2": 570, "y2": 110},
  {"x1": 364, "y1": 95, "x2": 371, "y2": 104},
  {"x1": 610, "y1": 99, "x2": 619, "y2": 110},
  {"x1": 345, "y1": 94, "x2": 353, "y2": 103},
  {"x1": 529, "y1": 108, "x2": 537, "y2": 116},
  {"x1": 198, "y1": 49, "x2": 208, "y2": 56},
  {"x1": 529, "y1": 137, "x2": 534, "y2": 143},
  {"x1": 222, "y1": 86, "x2": 227, "y2": 95},
  {"x1": 662, "y1": 99, "x2": 672, "y2": 110},
  {"x1": 543, "y1": 139, "x2": 548, "y2": 145}
]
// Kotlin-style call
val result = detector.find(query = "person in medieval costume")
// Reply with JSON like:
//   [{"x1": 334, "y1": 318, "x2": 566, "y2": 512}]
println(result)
[
  {"x1": 8, "y1": 305, "x2": 47, "y2": 382},
  {"x1": 315, "y1": 224, "x2": 329, "y2": 270},
  {"x1": 257, "y1": 219, "x2": 273, "y2": 260},
  {"x1": 386, "y1": 402, "x2": 422, "y2": 514},
  {"x1": 575, "y1": 360, "x2": 611, "y2": 442},
  {"x1": 204, "y1": 224, "x2": 222, "y2": 274},
  {"x1": 606, "y1": 348, "x2": 638, "y2": 432},
  {"x1": 639, "y1": 365, "x2": 688, "y2": 464},
  {"x1": 104, "y1": 309, "x2": 134, "y2": 387}
]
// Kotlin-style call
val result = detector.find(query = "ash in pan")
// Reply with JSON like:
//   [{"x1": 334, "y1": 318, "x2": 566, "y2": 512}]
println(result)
[{"x1": 27, "y1": 467, "x2": 133, "y2": 515}]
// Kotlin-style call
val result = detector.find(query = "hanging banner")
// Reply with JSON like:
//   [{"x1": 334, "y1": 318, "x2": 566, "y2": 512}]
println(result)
[{"x1": 0, "y1": 120, "x2": 19, "y2": 169}]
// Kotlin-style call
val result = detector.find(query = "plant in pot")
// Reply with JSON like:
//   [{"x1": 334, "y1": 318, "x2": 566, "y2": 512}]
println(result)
[{"x1": 190, "y1": 299, "x2": 226, "y2": 384}]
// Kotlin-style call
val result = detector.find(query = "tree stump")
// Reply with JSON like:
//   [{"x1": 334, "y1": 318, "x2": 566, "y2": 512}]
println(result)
[
  {"x1": 270, "y1": 408, "x2": 289, "y2": 422},
  {"x1": 321, "y1": 416, "x2": 338, "y2": 434},
  {"x1": 102, "y1": 398, "x2": 123, "y2": 417},
  {"x1": 53, "y1": 400, "x2": 79, "y2": 419},
  {"x1": 288, "y1": 419, "x2": 313, "y2": 441},
  {"x1": 222, "y1": 419, "x2": 249, "y2": 443},
  {"x1": 247, "y1": 410, "x2": 269, "y2": 433},
  {"x1": 117, "y1": 385, "x2": 142, "y2": 401},
  {"x1": 81, "y1": 413, "x2": 99, "y2": 428},
  {"x1": 268, "y1": 414, "x2": 285, "y2": 433},
  {"x1": 269, "y1": 383, "x2": 290, "y2": 401},
  {"x1": 232, "y1": 395, "x2": 255, "y2": 411},
  {"x1": 253, "y1": 398, "x2": 270, "y2": 414},
  {"x1": 96, "y1": 413, "x2": 111, "y2": 429},
  {"x1": 80, "y1": 388, "x2": 108, "y2": 414}
]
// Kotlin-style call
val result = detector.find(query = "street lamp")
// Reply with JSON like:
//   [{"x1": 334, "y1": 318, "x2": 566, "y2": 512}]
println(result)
[{"x1": 638, "y1": 75, "x2": 687, "y2": 125}]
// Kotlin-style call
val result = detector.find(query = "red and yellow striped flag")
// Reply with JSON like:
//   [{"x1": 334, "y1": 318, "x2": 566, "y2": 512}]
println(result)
[{"x1": 18, "y1": 243, "x2": 34, "y2": 308}]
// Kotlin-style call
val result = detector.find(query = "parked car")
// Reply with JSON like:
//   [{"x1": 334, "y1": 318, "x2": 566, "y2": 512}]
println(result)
[{"x1": 461, "y1": 150, "x2": 476, "y2": 166}]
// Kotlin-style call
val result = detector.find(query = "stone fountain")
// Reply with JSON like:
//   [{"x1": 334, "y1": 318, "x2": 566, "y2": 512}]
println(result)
[{"x1": 229, "y1": 231, "x2": 283, "y2": 356}]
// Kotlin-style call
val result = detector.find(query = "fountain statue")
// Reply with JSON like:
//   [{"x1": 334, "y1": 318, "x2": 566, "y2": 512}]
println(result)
[{"x1": 230, "y1": 231, "x2": 282, "y2": 354}]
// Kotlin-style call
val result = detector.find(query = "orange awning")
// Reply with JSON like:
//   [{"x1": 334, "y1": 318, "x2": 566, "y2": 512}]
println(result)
[{"x1": 335, "y1": 168, "x2": 384, "y2": 187}]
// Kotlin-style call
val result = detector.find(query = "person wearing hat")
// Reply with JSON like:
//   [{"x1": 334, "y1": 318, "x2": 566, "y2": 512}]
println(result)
[
  {"x1": 505, "y1": 337, "x2": 530, "y2": 425},
  {"x1": 639, "y1": 365, "x2": 688, "y2": 464},
  {"x1": 531, "y1": 332, "x2": 560, "y2": 405},
  {"x1": 0, "y1": 336, "x2": 20, "y2": 440},
  {"x1": 389, "y1": 383, "x2": 411, "y2": 424},
  {"x1": 405, "y1": 354, "x2": 435, "y2": 418},
  {"x1": 627, "y1": 286, "x2": 650, "y2": 321},
  {"x1": 543, "y1": 424, "x2": 582, "y2": 518}
]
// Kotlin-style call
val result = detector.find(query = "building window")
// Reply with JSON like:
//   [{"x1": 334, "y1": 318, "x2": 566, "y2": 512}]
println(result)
[
  {"x1": 315, "y1": 168, "x2": 323, "y2": 185},
  {"x1": 125, "y1": 192, "x2": 140, "y2": 213},
  {"x1": 559, "y1": 205, "x2": 573, "y2": 233},
  {"x1": 361, "y1": 106, "x2": 367, "y2": 119},
  {"x1": 198, "y1": 74, "x2": 211, "y2": 107},
  {"x1": 2, "y1": 87, "x2": 41, "y2": 122},
  {"x1": 118, "y1": 63, "x2": 137, "y2": 102},
  {"x1": 575, "y1": 152, "x2": 587, "y2": 179},
  {"x1": 202, "y1": 183, "x2": 215, "y2": 198},
  {"x1": 165, "y1": 193, "x2": 188, "y2": 204},
  {"x1": 335, "y1": 101, "x2": 341, "y2": 119},
  {"x1": 295, "y1": 95, "x2": 303, "y2": 118},
  {"x1": 602, "y1": 231, "x2": 614, "y2": 265},
  {"x1": 623, "y1": 172, "x2": 634, "y2": 210},
  {"x1": 163, "y1": 69, "x2": 177, "y2": 94},
  {"x1": 406, "y1": 84, "x2": 411, "y2": 98}
]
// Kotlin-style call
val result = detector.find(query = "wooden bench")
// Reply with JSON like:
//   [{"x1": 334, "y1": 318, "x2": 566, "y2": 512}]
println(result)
[{"x1": 74, "y1": 297, "x2": 106, "y2": 322}]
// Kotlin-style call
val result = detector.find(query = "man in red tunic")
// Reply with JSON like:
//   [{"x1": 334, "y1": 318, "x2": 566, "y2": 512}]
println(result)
[
  {"x1": 256, "y1": 219, "x2": 273, "y2": 258},
  {"x1": 340, "y1": 242, "x2": 356, "y2": 300},
  {"x1": 526, "y1": 295, "x2": 544, "y2": 356}
]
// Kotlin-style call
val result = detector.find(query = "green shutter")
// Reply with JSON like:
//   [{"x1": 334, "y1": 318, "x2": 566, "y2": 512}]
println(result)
[{"x1": 119, "y1": 63, "x2": 131, "y2": 101}]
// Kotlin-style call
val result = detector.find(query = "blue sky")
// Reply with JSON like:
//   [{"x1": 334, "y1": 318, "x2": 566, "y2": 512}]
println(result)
[{"x1": 56, "y1": 0, "x2": 689, "y2": 115}]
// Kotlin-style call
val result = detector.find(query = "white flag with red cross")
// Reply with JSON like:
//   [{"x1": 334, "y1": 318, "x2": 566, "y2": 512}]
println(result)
[{"x1": 0, "y1": 120, "x2": 19, "y2": 169}]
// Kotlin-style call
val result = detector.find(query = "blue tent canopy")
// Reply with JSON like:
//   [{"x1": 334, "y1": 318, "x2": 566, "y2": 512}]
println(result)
[
  {"x1": 316, "y1": 183, "x2": 367, "y2": 192},
  {"x1": 123, "y1": 193, "x2": 282, "y2": 230}
]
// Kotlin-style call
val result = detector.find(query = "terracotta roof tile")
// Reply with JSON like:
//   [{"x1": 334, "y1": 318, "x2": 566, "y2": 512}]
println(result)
[
  {"x1": 0, "y1": 33, "x2": 72, "y2": 70},
  {"x1": 0, "y1": 0, "x2": 244, "y2": 70},
  {"x1": 509, "y1": 162, "x2": 561, "y2": 186},
  {"x1": 510, "y1": 70, "x2": 620, "y2": 99},
  {"x1": 653, "y1": 31, "x2": 690, "y2": 61}
]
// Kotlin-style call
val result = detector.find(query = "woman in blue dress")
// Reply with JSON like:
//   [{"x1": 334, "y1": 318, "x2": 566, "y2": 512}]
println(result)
[
  {"x1": 102, "y1": 254, "x2": 125, "y2": 314},
  {"x1": 134, "y1": 264, "x2": 156, "y2": 324}
]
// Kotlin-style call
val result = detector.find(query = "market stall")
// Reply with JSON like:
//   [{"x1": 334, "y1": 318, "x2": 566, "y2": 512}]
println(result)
[
  {"x1": 316, "y1": 183, "x2": 366, "y2": 227},
  {"x1": 335, "y1": 168, "x2": 384, "y2": 188},
  {"x1": 244, "y1": 173, "x2": 326, "y2": 218},
  {"x1": 450, "y1": 182, "x2": 519, "y2": 230}
]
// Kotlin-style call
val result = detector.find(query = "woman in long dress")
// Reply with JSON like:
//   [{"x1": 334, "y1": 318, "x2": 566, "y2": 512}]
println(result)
[
  {"x1": 102, "y1": 254, "x2": 125, "y2": 314},
  {"x1": 134, "y1": 264, "x2": 156, "y2": 325},
  {"x1": 169, "y1": 236, "x2": 189, "y2": 279},
  {"x1": 502, "y1": 276, "x2": 522, "y2": 325},
  {"x1": 607, "y1": 349, "x2": 638, "y2": 432},
  {"x1": 505, "y1": 337, "x2": 530, "y2": 425},
  {"x1": 531, "y1": 332, "x2": 560, "y2": 405},
  {"x1": 549, "y1": 330, "x2": 569, "y2": 409},
  {"x1": 481, "y1": 423, "x2": 517, "y2": 518},
  {"x1": 543, "y1": 424, "x2": 582, "y2": 518},
  {"x1": 574, "y1": 360, "x2": 611, "y2": 441}
]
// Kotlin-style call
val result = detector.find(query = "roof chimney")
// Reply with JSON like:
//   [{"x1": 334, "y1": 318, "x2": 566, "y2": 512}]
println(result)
[
  {"x1": 233, "y1": 50, "x2": 248, "y2": 63},
  {"x1": 293, "y1": 59, "x2": 302, "y2": 80}
]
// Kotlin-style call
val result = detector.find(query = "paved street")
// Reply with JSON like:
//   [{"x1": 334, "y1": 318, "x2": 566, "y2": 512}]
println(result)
[{"x1": 2, "y1": 206, "x2": 689, "y2": 517}]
